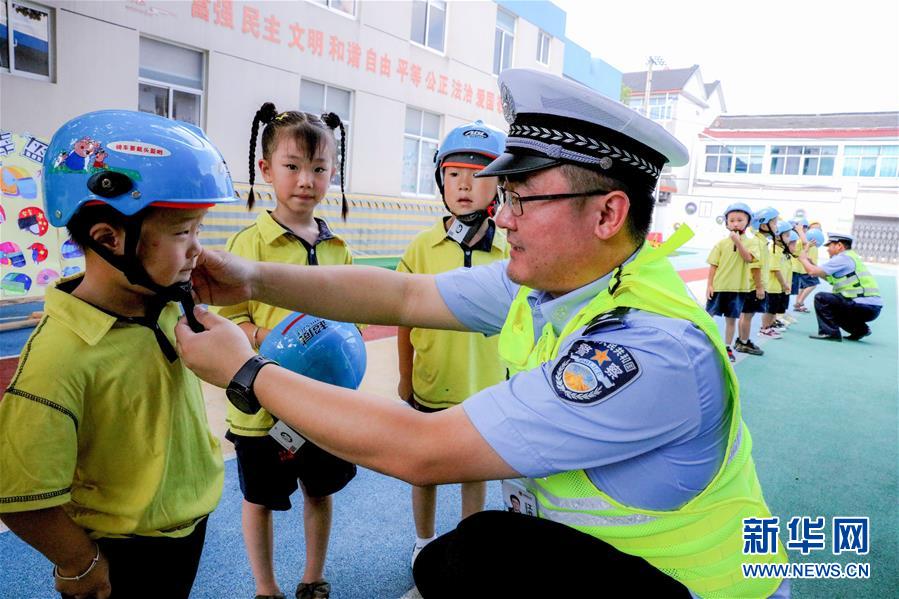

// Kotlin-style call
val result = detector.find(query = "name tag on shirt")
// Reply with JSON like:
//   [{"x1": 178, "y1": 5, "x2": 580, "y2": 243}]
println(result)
[
  {"x1": 502, "y1": 479, "x2": 539, "y2": 517},
  {"x1": 268, "y1": 420, "x2": 306, "y2": 454}
]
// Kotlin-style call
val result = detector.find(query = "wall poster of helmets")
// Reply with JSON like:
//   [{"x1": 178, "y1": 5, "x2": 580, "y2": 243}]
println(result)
[{"x1": 0, "y1": 131, "x2": 85, "y2": 300}]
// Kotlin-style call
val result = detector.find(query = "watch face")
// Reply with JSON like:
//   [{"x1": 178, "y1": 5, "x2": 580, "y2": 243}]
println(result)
[{"x1": 226, "y1": 387, "x2": 255, "y2": 415}]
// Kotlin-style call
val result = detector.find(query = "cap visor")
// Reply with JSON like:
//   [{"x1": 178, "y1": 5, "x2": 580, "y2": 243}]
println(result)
[{"x1": 475, "y1": 152, "x2": 561, "y2": 178}]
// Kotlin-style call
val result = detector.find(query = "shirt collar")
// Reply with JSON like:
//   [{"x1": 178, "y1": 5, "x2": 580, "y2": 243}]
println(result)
[
  {"x1": 44, "y1": 276, "x2": 118, "y2": 345},
  {"x1": 527, "y1": 247, "x2": 639, "y2": 334},
  {"x1": 257, "y1": 210, "x2": 338, "y2": 247}
]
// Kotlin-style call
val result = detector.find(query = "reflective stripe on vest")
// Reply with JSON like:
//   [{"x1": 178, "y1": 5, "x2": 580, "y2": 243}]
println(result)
[
  {"x1": 827, "y1": 251, "x2": 881, "y2": 299},
  {"x1": 497, "y1": 225, "x2": 786, "y2": 598}
]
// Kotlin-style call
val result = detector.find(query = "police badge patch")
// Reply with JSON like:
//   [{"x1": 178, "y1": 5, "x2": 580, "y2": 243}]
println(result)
[{"x1": 551, "y1": 340, "x2": 641, "y2": 405}]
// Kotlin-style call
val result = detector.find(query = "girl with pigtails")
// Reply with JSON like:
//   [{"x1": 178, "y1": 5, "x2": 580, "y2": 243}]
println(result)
[{"x1": 213, "y1": 103, "x2": 353, "y2": 599}]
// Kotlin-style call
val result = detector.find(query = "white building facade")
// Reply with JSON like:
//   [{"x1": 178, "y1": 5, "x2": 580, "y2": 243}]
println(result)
[{"x1": 0, "y1": 0, "x2": 620, "y2": 259}]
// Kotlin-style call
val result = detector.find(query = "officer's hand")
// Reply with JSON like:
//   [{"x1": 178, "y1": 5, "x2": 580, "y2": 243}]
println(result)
[
  {"x1": 54, "y1": 550, "x2": 111, "y2": 599},
  {"x1": 176, "y1": 307, "x2": 256, "y2": 388},
  {"x1": 398, "y1": 377, "x2": 413, "y2": 403},
  {"x1": 190, "y1": 249, "x2": 258, "y2": 307}
]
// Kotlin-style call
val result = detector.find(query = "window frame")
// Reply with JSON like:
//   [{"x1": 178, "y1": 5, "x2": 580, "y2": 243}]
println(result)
[
  {"x1": 536, "y1": 30, "x2": 551, "y2": 66},
  {"x1": 2, "y1": 0, "x2": 54, "y2": 82},
  {"x1": 493, "y1": 8, "x2": 515, "y2": 76},
  {"x1": 401, "y1": 107, "x2": 441, "y2": 198},
  {"x1": 308, "y1": 0, "x2": 357, "y2": 19},
  {"x1": 769, "y1": 145, "x2": 837, "y2": 177},
  {"x1": 299, "y1": 78, "x2": 354, "y2": 191},
  {"x1": 629, "y1": 93, "x2": 677, "y2": 121},
  {"x1": 137, "y1": 36, "x2": 206, "y2": 127},
  {"x1": 842, "y1": 145, "x2": 899, "y2": 178},
  {"x1": 410, "y1": 0, "x2": 446, "y2": 54},
  {"x1": 703, "y1": 144, "x2": 765, "y2": 175}
]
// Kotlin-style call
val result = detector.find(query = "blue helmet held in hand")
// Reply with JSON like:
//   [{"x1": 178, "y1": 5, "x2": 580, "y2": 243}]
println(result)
[
  {"x1": 259, "y1": 313, "x2": 367, "y2": 390},
  {"x1": 806, "y1": 229, "x2": 826, "y2": 247}
]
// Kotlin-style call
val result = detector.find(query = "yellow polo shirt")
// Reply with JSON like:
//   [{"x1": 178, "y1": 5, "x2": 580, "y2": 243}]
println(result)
[
  {"x1": 214, "y1": 211, "x2": 353, "y2": 436},
  {"x1": 706, "y1": 232, "x2": 760, "y2": 292},
  {"x1": 767, "y1": 246, "x2": 794, "y2": 293},
  {"x1": 791, "y1": 241, "x2": 818, "y2": 274},
  {"x1": 0, "y1": 277, "x2": 223, "y2": 538},
  {"x1": 396, "y1": 219, "x2": 509, "y2": 409},
  {"x1": 753, "y1": 230, "x2": 773, "y2": 292}
]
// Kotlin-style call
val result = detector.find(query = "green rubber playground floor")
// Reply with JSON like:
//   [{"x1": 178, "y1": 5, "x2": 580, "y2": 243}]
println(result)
[{"x1": 737, "y1": 274, "x2": 897, "y2": 597}]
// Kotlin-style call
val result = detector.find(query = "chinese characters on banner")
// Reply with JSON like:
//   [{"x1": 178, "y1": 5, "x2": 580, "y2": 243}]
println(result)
[
  {"x1": 1, "y1": 132, "x2": 85, "y2": 300},
  {"x1": 189, "y1": 0, "x2": 504, "y2": 116}
]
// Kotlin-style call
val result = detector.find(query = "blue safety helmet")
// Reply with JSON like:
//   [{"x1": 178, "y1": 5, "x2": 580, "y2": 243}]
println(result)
[
  {"x1": 775, "y1": 220, "x2": 794, "y2": 236},
  {"x1": 44, "y1": 110, "x2": 236, "y2": 226},
  {"x1": 434, "y1": 120, "x2": 506, "y2": 194},
  {"x1": 723, "y1": 202, "x2": 753, "y2": 220},
  {"x1": 750, "y1": 207, "x2": 779, "y2": 231},
  {"x1": 790, "y1": 216, "x2": 809, "y2": 228},
  {"x1": 259, "y1": 313, "x2": 367, "y2": 390},
  {"x1": 806, "y1": 229, "x2": 826, "y2": 247},
  {"x1": 787, "y1": 230, "x2": 799, "y2": 243}
]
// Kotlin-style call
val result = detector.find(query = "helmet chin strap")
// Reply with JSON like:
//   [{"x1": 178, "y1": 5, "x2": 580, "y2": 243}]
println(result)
[
  {"x1": 447, "y1": 209, "x2": 490, "y2": 246},
  {"x1": 85, "y1": 215, "x2": 205, "y2": 332}
]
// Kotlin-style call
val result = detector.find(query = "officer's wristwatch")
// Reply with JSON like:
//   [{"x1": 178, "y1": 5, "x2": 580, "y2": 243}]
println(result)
[{"x1": 226, "y1": 355, "x2": 277, "y2": 414}]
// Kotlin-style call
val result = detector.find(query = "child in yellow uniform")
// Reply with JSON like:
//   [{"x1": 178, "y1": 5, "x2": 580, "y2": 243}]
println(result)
[
  {"x1": 760, "y1": 221, "x2": 795, "y2": 339},
  {"x1": 705, "y1": 203, "x2": 759, "y2": 362},
  {"x1": 396, "y1": 121, "x2": 508, "y2": 566},
  {"x1": 214, "y1": 103, "x2": 354, "y2": 599},
  {"x1": 793, "y1": 219, "x2": 821, "y2": 313},
  {"x1": 737, "y1": 207, "x2": 779, "y2": 355},
  {"x1": 0, "y1": 111, "x2": 233, "y2": 599}
]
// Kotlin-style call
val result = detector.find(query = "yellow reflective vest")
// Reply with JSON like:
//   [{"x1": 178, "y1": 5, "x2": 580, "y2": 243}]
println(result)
[
  {"x1": 826, "y1": 250, "x2": 880, "y2": 300},
  {"x1": 497, "y1": 226, "x2": 787, "y2": 598}
]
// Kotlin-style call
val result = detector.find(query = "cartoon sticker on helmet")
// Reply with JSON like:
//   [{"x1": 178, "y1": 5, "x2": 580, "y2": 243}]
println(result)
[
  {"x1": 18, "y1": 206, "x2": 49, "y2": 236},
  {"x1": 50, "y1": 137, "x2": 142, "y2": 181}
]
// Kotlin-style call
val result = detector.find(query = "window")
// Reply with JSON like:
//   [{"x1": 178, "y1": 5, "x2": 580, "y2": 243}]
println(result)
[
  {"x1": 402, "y1": 108, "x2": 440, "y2": 196},
  {"x1": 536, "y1": 30, "x2": 550, "y2": 65},
  {"x1": 704, "y1": 145, "x2": 764, "y2": 174},
  {"x1": 842, "y1": 145, "x2": 899, "y2": 177},
  {"x1": 300, "y1": 79, "x2": 353, "y2": 189},
  {"x1": 629, "y1": 93, "x2": 677, "y2": 121},
  {"x1": 770, "y1": 145, "x2": 836, "y2": 176},
  {"x1": 138, "y1": 37, "x2": 204, "y2": 126},
  {"x1": 493, "y1": 9, "x2": 515, "y2": 75},
  {"x1": 310, "y1": 0, "x2": 355, "y2": 16},
  {"x1": 1, "y1": 1, "x2": 52, "y2": 79},
  {"x1": 411, "y1": 0, "x2": 445, "y2": 52}
]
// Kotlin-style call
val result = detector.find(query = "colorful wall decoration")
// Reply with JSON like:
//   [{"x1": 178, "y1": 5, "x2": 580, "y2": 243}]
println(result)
[{"x1": 0, "y1": 131, "x2": 84, "y2": 300}]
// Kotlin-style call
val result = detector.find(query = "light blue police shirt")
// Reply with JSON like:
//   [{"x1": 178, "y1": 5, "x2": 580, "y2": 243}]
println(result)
[
  {"x1": 435, "y1": 260, "x2": 791, "y2": 598},
  {"x1": 820, "y1": 254, "x2": 883, "y2": 306}
]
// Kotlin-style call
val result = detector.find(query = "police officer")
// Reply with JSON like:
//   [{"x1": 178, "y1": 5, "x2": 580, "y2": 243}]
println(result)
[
  {"x1": 175, "y1": 69, "x2": 789, "y2": 598},
  {"x1": 797, "y1": 232, "x2": 882, "y2": 341}
]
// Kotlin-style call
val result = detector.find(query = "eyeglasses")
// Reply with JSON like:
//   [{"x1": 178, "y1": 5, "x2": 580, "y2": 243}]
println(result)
[{"x1": 495, "y1": 185, "x2": 612, "y2": 216}]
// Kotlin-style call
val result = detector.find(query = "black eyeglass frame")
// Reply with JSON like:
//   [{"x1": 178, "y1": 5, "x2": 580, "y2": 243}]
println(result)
[{"x1": 495, "y1": 185, "x2": 612, "y2": 216}]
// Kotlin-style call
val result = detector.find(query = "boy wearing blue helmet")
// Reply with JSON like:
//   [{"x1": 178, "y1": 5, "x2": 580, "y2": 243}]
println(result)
[
  {"x1": 0, "y1": 111, "x2": 235, "y2": 599},
  {"x1": 705, "y1": 203, "x2": 760, "y2": 362},
  {"x1": 396, "y1": 120, "x2": 509, "y2": 566},
  {"x1": 760, "y1": 221, "x2": 798, "y2": 338},
  {"x1": 736, "y1": 207, "x2": 779, "y2": 355}
]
